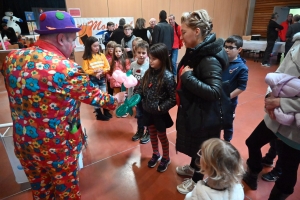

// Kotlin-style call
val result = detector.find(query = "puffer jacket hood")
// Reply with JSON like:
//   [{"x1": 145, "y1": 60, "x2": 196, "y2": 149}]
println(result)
[
  {"x1": 180, "y1": 33, "x2": 229, "y2": 72},
  {"x1": 196, "y1": 33, "x2": 229, "y2": 70}
]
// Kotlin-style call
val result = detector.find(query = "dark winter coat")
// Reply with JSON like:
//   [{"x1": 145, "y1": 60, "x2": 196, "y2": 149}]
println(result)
[
  {"x1": 109, "y1": 26, "x2": 125, "y2": 44},
  {"x1": 176, "y1": 33, "x2": 229, "y2": 158},
  {"x1": 267, "y1": 20, "x2": 283, "y2": 41},
  {"x1": 133, "y1": 28, "x2": 150, "y2": 44},
  {"x1": 152, "y1": 20, "x2": 174, "y2": 51},
  {"x1": 136, "y1": 68, "x2": 176, "y2": 115}
]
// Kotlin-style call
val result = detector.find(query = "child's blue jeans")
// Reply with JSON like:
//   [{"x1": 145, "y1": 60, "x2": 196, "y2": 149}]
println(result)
[{"x1": 89, "y1": 76, "x2": 107, "y2": 108}]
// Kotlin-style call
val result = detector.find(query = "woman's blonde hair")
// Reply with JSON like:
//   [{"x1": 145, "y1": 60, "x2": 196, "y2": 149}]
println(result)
[
  {"x1": 135, "y1": 18, "x2": 146, "y2": 29},
  {"x1": 199, "y1": 138, "x2": 244, "y2": 188},
  {"x1": 181, "y1": 9, "x2": 213, "y2": 38}
]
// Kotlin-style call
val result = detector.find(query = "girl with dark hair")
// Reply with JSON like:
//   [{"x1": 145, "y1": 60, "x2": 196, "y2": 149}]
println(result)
[
  {"x1": 135, "y1": 43, "x2": 176, "y2": 173},
  {"x1": 82, "y1": 36, "x2": 112, "y2": 121}
]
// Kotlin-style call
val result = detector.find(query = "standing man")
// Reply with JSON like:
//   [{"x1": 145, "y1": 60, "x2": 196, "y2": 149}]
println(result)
[
  {"x1": 109, "y1": 18, "x2": 126, "y2": 44},
  {"x1": 261, "y1": 12, "x2": 283, "y2": 67},
  {"x1": 147, "y1": 18, "x2": 156, "y2": 35},
  {"x1": 168, "y1": 14, "x2": 183, "y2": 77},
  {"x1": 152, "y1": 10, "x2": 174, "y2": 54},
  {"x1": 277, "y1": 13, "x2": 293, "y2": 60},
  {"x1": 1, "y1": 11, "x2": 117, "y2": 199},
  {"x1": 285, "y1": 14, "x2": 300, "y2": 54}
]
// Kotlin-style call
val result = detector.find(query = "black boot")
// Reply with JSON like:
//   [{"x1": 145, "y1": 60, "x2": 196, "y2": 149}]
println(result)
[
  {"x1": 95, "y1": 108, "x2": 109, "y2": 121},
  {"x1": 268, "y1": 185, "x2": 290, "y2": 200},
  {"x1": 103, "y1": 109, "x2": 112, "y2": 118},
  {"x1": 243, "y1": 167, "x2": 259, "y2": 190},
  {"x1": 132, "y1": 128, "x2": 144, "y2": 141}
]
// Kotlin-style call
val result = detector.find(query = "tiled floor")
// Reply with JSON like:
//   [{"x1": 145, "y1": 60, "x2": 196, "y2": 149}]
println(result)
[{"x1": 0, "y1": 56, "x2": 300, "y2": 200}]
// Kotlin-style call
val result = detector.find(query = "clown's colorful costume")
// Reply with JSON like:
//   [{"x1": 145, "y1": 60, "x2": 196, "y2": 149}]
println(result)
[{"x1": 1, "y1": 39, "x2": 115, "y2": 199}]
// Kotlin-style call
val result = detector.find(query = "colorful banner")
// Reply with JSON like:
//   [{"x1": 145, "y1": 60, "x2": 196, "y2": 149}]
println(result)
[{"x1": 74, "y1": 17, "x2": 134, "y2": 52}]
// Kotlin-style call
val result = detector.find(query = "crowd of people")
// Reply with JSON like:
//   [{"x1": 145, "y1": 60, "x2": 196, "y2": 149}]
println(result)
[
  {"x1": 262, "y1": 12, "x2": 300, "y2": 67},
  {"x1": 0, "y1": 8, "x2": 300, "y2": 200}
]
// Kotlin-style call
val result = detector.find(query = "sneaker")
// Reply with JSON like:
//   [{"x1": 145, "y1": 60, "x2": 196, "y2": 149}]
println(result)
[
  {"x1": 132, "y1": 128, "x2": 144, "y2": 141},
  {"x1": 116, "y1": 113, "x2": 129, "y2": 118},
  {"x1": 261, "y1": 63, "x2": 271, "y2": 67},
  {"x1": 261, "y1": 171, "x2": 280, "y2": 182},
  {"x1": 148, "y1": 154, "x2": 162, "y2": 168},
  {"x1": 177, "y1": 178, "x2": 196, "y2": 194},
  {"x1": 140, "y1": 130, "x2": 150, "y2": 144},
  {"x1": 176, "y1": 165, "x2": 195, "y2": 176},
  {"x1": 157, "y1": 158, "x2": 171, "y2": 172},
  {"x1": 261, "y1": 157, "x2": 273, "y2": 167}
]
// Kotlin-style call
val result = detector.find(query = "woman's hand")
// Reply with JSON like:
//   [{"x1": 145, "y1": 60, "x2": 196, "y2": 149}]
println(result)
[
  {"x1": 265, "y1": 96, "x2": 280, "y2": 110},
  {"x1": 180, "y1": 65, "x2": 193, "y2": 76},
  {"x1": 265, "y1": 108, "x2": 276, "y2": 120},
  {"x1": 265, "y1": 96, "x2": 280, "y2": 120}
]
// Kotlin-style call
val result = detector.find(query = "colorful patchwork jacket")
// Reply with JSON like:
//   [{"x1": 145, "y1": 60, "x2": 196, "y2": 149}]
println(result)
[{"x1": 1, "y1": 40, "x2": 115, "y2": 163}]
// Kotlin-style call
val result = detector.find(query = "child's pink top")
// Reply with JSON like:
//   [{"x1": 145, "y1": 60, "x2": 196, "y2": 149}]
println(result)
[
  {"x1": 105, "y1": 54, "x2": 113, "y2": 64},
  {"x1": 107, "y1": 59, "x2": 131, "y2": 88}
]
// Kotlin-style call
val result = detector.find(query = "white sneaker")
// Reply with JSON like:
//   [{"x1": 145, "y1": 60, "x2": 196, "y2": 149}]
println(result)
[
  {"x1": 121, "y1": 113, "x2": 129, "y2": 118},
  {"x1": 176, "y1": 165, "x2": 195, "y2": 176},
  {"x1": 117, "y1": 113, "x2": 129, "y2": 118},
  {"x1": 261, "y1": 63, "x2": 271, "y2": 67},
  {"x1": 177, "y1": 178, "x2": 196, "y2": 194}
]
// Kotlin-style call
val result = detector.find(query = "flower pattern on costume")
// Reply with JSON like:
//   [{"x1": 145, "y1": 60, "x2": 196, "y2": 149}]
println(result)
[{"x1": 1, "y1": 44, "x2": 116, "y2": 199}]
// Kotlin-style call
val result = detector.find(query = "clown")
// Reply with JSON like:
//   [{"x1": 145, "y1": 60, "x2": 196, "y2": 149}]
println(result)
[
  {"x1": 1, "y1": 11, "x2": 123, "y2": 199},
  {"x1": 2, "y1": 10, "x2": 23, "y2": 34}
]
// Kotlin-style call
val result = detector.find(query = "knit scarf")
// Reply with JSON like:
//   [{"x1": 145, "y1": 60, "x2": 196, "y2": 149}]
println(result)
[{"x1": 124, "y1": 34, "x2": 134, "y2": 42}]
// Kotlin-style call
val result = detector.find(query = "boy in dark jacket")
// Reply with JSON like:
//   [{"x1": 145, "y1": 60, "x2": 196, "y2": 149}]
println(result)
[{"x1": 222, "y1": 35, "x2": 249, "y2": 142}]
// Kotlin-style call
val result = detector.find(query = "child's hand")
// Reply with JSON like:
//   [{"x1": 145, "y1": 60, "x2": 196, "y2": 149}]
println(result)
[
  {"x1": 181, "y1": 65, "x2": 193, "y2": 76},
  {"x1": 114, "y1": 92, "x2": 126, "y2": 103},
  {"x1": 95, "y1": 72, "x2": 101, "y2": 79}
]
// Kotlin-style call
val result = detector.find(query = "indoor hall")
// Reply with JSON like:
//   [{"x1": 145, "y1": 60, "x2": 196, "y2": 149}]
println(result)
[{"x1": 1, "y1": 58, "x2": 300, "y2": 199}]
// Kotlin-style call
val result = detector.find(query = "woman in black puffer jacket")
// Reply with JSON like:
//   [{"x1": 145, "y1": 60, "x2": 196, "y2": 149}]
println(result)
[{"x1": 175, "y1": 9, "x2": 229, "y2": 195}]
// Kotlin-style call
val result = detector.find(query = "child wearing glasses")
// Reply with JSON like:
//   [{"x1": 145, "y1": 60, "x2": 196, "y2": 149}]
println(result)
[
  {"x1": 222, "y1": 35, "x2": 248, "y2": 142},
  {"x1": 185, "y1": 138, "x2": 244, "y2": 200},
  {"x1": 121, "y1": 24, "x2": 136, "y2": 59}
]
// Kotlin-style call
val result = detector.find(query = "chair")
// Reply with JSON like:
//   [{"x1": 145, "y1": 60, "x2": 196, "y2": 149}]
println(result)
[{"x1": 242, "y1": 36, "x2": 252, "y2": 57}]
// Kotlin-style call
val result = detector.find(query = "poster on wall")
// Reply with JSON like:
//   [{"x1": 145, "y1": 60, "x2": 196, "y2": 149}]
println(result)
[
  {"x1": 24, "y1": 12, "x2": 35, "y2": 21},
  {"x1": 74, "y1": 17, "x2": 134, "y2": 52},
  {"x1": 27, "y1": 22, "x2": 38, "y2": 34}
]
